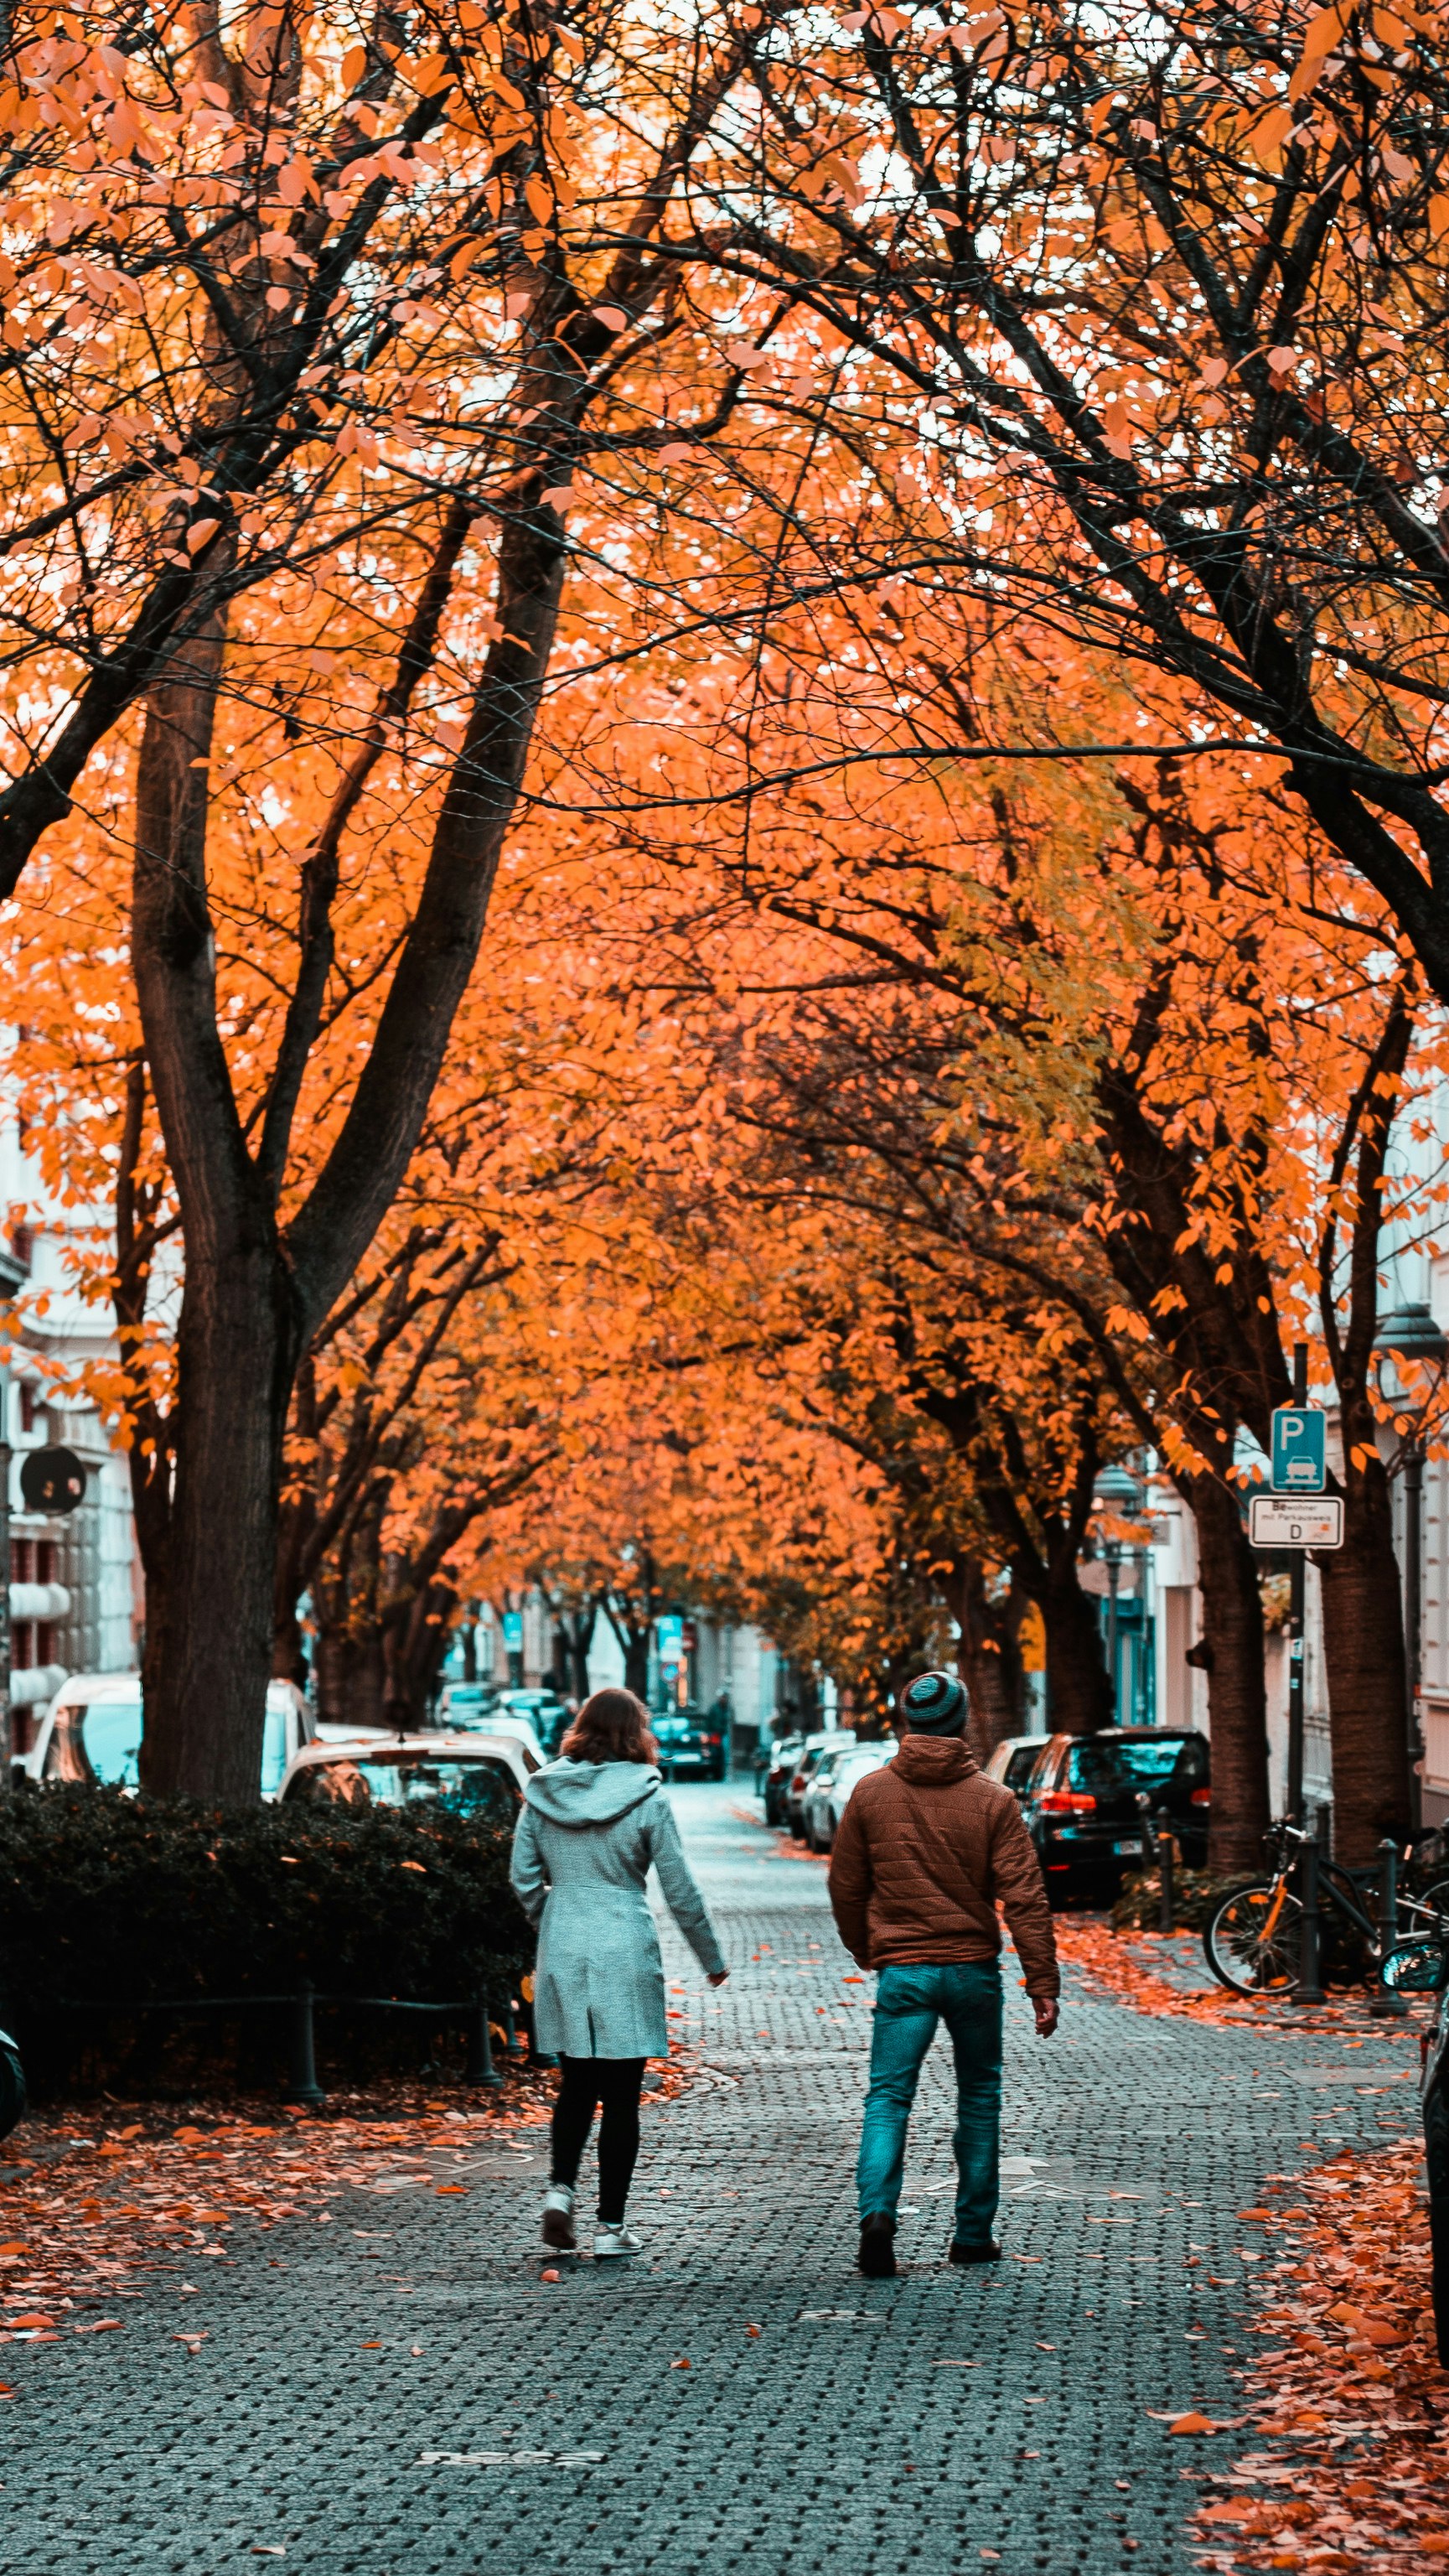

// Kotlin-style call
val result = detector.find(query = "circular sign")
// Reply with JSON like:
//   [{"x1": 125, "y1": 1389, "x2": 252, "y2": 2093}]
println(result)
[{"x1": 18, "y1": 1445, "x2": 87, "y2": 1516}]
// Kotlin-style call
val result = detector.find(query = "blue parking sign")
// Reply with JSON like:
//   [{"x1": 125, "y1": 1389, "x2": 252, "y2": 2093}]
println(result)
[{"x1": 1270, "y1": 1406, "x2": 1327, "y2": 1494}]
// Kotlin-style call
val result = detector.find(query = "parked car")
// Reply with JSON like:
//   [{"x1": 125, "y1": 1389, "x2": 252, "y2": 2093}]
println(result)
[
  {"x1": 1022, "y1": 1727, "x2": 1211, "y2": 1903},
  {"x1": 495, "y1": 1688, "x2": 571, "y2": 1756},
  {"x1": 801, "y1": 1744, "x2": 893, "y2": 1851},
  {"x1": 982, "y1": 1734, "x2": 1049, "y2": 1800},
  {"x1": 20, "y1": 1673, "x2": 313, "y2": 1801},
  {"x1": 654, "y1": 1710, "x2": 727, "y2": 1782},
  {"x1": 436, "y1": 1680, "x2": 502, "y2": 1729},
  {"x1": 762, "y1": 1733, "x2": 805, "y2": 1825},
  {"x1": 785, "y1": 1730, "x2": 859, "y2": 1837},
  {"x1": 278, "y1": 1729, "x2": 530, "y2": 1823}
]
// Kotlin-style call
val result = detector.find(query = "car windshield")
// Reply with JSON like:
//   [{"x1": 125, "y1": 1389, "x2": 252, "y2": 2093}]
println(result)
[
  {"x1": 287, "y1": 1755, "x2": 518, "y2": 1822},
  {"x1": 1004, "y1": 1745, "x2": 1039, "y2": 1790},
  {"x1": 44, "y1": 1699, "x2": 142, "y2": 1786},
  {"x1": 1064, "y1": 1737, "x2": 1206, "y2": 1792}
]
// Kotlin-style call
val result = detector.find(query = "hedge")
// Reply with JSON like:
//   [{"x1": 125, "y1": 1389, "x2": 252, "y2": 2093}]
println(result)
[{"x1": 0, "y1": 1786, "x2": 533, "y2": 2097}]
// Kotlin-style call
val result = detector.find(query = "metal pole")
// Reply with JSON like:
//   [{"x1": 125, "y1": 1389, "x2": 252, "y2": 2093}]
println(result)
[
  {"x1": 1105, "y1": 1553, "x2": 1120, "y2": 1718},
  {"x1": 465, "y1": 1993, "x2": 504, "y2": 2089},
  {"x1": 1286, "y1": 1341, "x2": 1308, "y2": 1826},
  {"x1": 1370, "y1": 1835, "x2": 1410, "y2": 2019},
  {"x1": 1407, "y1": 1443, "x2": 1426, "y2": 1839},
  {"x1": 1156, "y1": 1806, "x2": 1176, "y2": 1936},
  {"x1": 1295, "y1": 1820, "x2": 1326, "y2": 2007},
  {"x1": 286, "y1": 1979, "x2": 325, "y2": 2107}
]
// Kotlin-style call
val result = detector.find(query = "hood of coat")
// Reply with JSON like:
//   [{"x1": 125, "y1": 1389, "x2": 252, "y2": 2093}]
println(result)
[
  {"x1": 891, "y1": 1734, "x2": 979, "y2": 1788},
  {"x1": 524, "y1": 1757, "x2": 663, "y2": 1827}
]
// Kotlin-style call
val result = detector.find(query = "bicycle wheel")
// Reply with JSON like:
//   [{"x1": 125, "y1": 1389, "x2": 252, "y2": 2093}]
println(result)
[
  {"x1": 1408, "y1": 1879, "x2": 1449, "y2": 1942},
  {"x1": 1204, "y1": 1882, "x2": 1303, "y2": 1994}
]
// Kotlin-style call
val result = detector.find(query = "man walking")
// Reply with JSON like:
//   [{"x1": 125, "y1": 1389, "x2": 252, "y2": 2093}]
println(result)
[{"x1": 828, "y1": 1668, "x2": 1059, "y2": 2278}]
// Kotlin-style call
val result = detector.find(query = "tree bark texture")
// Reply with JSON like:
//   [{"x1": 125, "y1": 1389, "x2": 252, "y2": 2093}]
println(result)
[
  {"x1": 1182, "y1": 1470, "x2": 1271, "y2": 1874},
  {"x1": 1038, "y1": 1568, "x2": 1114, "y2": 1736},
  {"x1": 953, "y1": 1554, "x2": 1024, "y2": 1759},
  {"x1": 1317, "y1": 1459, "x2": 1410, "y2": 1863}
]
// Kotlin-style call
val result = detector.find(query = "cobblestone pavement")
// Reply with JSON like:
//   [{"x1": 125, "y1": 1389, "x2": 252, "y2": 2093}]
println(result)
[{"x1": 0, "y1": 1786, "x2": 1427, "y2": 2575}]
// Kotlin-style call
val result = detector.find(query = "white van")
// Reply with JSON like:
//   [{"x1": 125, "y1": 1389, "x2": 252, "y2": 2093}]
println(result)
[{"x1": 18, "y1": 1673, "x2": 314, "y2": 1801}]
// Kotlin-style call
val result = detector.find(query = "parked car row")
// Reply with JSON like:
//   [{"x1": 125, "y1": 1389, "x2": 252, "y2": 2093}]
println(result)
[
  {"x1": 16, "y1": 1672, "x2": 539, "y2": 1817},
  {"x1": 758, "y1": 1719, "x2": 1213, "y2": 1905}
]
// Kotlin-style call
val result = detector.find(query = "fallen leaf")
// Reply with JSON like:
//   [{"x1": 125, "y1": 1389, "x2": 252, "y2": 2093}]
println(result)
[
  {"x1": 1168, "y1": 2412, "x2": 1216, "y2": 2434},
  {"x1": 671, "y1": 2357, "x2": 691, "y2": 2370},
  {"x1": 435, "y1": 2185, "x2": 468, "y2": 2195},
  {"x1": 541, "y1": 2268, "x2": 560, "y2": 2283}
]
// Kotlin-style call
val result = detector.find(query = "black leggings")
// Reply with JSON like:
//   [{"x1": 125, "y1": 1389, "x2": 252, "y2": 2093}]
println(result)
[{"x1": 550, "y1": 2055, "x2": 645, "y2": 2223}]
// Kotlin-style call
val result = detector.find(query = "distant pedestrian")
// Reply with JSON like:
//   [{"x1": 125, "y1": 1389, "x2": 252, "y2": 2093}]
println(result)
[
  {"x1": 828, "y1": 1670, "x2": 1059, "y2": 2278},
  {"x1": 510, "y1": 1686, "x2": 727, "y2": 2259}
]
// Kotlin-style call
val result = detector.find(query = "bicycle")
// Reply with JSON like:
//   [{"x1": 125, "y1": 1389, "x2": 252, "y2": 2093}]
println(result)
[{"x1": 1204, "y1": 1822, "x2": 1449, "y2": 1997}]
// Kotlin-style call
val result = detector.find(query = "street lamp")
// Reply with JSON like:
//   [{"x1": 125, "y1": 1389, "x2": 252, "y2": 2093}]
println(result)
[
  {"x1": 1094, "y1": 1461, "x2": 1141, "y2": 1721},
  {"x1": 1373, "y1": 1302, "x2": 1449, "y2": 1837}
]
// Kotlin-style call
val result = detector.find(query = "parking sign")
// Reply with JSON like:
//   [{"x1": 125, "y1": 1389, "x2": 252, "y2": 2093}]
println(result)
[{"x1": 1270, "y1": 1406, "x2": 1327, "y2": 1494}]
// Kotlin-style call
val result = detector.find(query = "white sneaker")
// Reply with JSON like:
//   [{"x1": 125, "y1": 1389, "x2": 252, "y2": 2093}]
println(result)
[
  {"x1": 593, "y1": 2224, "x2": 643, "y2": 2258},
  {"x1": 541, "y1": 2185, "x2": 577, "y2": 2251}
]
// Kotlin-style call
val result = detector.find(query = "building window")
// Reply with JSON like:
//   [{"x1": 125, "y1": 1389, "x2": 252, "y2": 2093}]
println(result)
[
  {"x1": 8, "y1": 1225, "x2": 32, "y2": 1272},
  {"x1": 9, "y1": 1540, "x2": 32, "y2": 1587},
  {"x1": 11, "y1": 1625, "x2": 32, "y2": 1671},
  {"x1": 36, "y1": 1540, "x2": 55, "y2": 1585},
  {"x1": 18, "y1": 1385, "x2": 35, "y2": 1437}
]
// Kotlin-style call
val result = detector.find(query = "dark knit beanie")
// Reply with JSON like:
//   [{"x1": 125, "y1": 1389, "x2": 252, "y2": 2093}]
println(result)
[{"x1": 898, "y1": 1670, "x2": 969, "y2": 1735}]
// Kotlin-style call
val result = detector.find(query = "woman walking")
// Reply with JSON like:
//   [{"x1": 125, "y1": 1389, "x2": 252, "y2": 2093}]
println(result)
[{"x1": 510, "y1": 1686, "x2": 727, "y2": 2257}]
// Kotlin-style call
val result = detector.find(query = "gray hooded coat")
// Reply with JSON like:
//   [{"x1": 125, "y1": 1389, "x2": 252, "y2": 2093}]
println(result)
[{"x1": 510, "y1": 1760, "x2": 726, "y2": 2060}]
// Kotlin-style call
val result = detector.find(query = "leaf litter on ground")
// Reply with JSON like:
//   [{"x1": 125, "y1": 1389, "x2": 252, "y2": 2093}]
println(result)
[{"x1": 0, "y1": 2059, "x2": 696, "y2": 2338}]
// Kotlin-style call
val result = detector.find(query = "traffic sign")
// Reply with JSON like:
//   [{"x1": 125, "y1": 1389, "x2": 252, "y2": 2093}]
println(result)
[
  {"x1": 1249, "y1": 1493, "x2": 1343, "y2": 1549},
  {"x1": 1270, "y1": 1405, "x2": 1327, "y2": 1493}
]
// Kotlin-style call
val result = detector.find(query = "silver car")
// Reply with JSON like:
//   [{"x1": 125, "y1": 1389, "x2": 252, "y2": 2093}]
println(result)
[{"x1": 801, "y1": 1744, "x2": 893, "y2": 1852}]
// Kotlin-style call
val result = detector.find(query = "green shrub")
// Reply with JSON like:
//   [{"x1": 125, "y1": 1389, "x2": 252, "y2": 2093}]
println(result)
[{"x1": 0, "y1": 1786, "x2": 532, "y2": 2097}]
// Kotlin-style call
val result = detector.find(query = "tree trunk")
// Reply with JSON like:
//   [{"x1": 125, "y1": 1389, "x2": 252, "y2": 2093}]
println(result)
[
  {"x1": 954, "y1": 1555, "x2": 1023, "y2": 1760},
  {"x1": 131, "y1": 604, "x2": 305, "y2": 1801},
  {"x1": 314, "y1": 1624, "x2": 386, "y2": 1732},
  {"x1": 147, "y1": 1260, "x2": 300, "y2": 1796},
  {"x1": 1183, "y1": 1471, "x2": 1271, "y2": 1874},
  {"x1": 624, "y1": 1627, "x2": 650, "y2": 1698},
  {"x1": 1317, "y1": 1457, "x2": 1410, "y2": 1863},
  {"x1": 1038, "y1": 1569, "x2": 1113, "y2": 1734}
]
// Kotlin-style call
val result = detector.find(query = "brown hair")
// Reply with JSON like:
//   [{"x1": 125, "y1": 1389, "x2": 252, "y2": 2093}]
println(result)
[{"x1": 560, "y1": 1687, "x2": 659, "y2": 1767}]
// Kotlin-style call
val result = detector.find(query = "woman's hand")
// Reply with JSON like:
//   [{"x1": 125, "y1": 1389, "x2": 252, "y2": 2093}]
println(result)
[{"x1": 707, "y1": 1970, "x2": 729, "y2": 1987}]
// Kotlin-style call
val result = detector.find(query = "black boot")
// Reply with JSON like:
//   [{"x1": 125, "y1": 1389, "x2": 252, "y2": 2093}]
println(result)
[
  {"x1": 858, "y1": 2214, "x2": 897, "y2": 2278},
  {"x1": 949, "y1": 2237, "x2": 1001, "y2": 2266}
]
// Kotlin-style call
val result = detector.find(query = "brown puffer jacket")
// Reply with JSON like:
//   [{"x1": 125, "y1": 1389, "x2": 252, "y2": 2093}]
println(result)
[{"x1": 827, "y1": 1734, "x2": 1059, "y2": 1998}]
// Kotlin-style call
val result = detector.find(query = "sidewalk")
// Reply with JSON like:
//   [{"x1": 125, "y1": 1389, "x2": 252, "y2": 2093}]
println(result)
[{"x1": 0, "y1": 1783, "x2": 1427, "y2": 2574}]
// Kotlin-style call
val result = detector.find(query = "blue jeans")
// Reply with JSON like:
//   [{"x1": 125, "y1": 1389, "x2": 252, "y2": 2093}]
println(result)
[{"x1": 856, "y1": 1960, "x2": 1003, "y2": 2247}]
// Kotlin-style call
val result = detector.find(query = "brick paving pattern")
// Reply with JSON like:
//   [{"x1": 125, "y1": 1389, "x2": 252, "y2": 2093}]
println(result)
[{"x1": 0, "y1": 1786, "x2": 1426, "y2": 2573}]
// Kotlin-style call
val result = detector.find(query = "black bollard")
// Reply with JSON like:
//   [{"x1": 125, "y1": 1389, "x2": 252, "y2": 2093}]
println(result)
[
  {"x1": 1294, "y1": 1824, "x2": 1326, "y2": 2007},
  {"x1": 1370, "y1": 1836, "x2": 1410, "y2": 2018},
  {"x1": 287, "y1": 1979, "x2": 326, "y2": 2107},
  {"x1": 465, "y1": 1994, "x2": 505, "y2": 2088},
  {"x1": 1155, "y1": 1808, "x2": 1176, "y2": 1936}
]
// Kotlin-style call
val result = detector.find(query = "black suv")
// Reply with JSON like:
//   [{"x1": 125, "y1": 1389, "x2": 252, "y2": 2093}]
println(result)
[
  {"x1": 654, "y1": 1712, "x2": 727, "y2": 1783},
  {"x1": 1022, "y1": 1728, "x2": 1211, "y2": 1904}
]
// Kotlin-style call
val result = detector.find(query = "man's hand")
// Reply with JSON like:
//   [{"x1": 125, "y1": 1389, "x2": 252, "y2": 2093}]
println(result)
[
  {"x1": 1033, "y1": 1996, "x2": 1060, "y2": 2038},
  {"x1": 707, "y1": 1970, "x2": 729, "y2": 1987}
]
